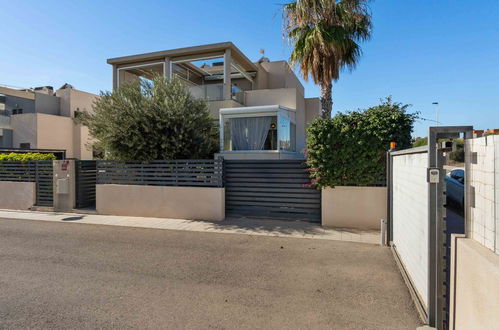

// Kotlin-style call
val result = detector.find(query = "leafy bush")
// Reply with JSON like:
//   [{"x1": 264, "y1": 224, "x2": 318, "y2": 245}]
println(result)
[
  {"x1": 412, "y1": 137, "x2": 428, "y2": 147},
  {"x1": 76, "y1": 75, "x2": 218, "y2": 161},
  {"x1": 0, "y1": 152, "x2": 56, "y2": 162},
  {"x1": 449, "y1": 139, "x2": 464, "y2": 163},
  {"x1": 306, "y1": 97, "x2": 418, "y2": 187}
]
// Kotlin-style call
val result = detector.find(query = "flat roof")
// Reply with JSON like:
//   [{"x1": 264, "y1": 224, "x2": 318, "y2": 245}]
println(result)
[
  {"x1": 107, "y1": 42, "x2": 257, "y2": 71},
  {"x1": 220, "y1": 105, "x2": 295, "y2": 114}
]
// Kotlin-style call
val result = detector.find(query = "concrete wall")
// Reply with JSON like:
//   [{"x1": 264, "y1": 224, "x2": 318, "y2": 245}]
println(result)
[
  {"x1": 53, "y1": 160, "x2": 76, "y2": 212},
  {"x1": 0, "y1": 181, "x2": 36, "y2": 210},
  {"x1": 207, "y1": 100, "x2": 242, "y2": 119},
  {"x1": 260, "y1": 61, "x2": 305, "y2": 95},
  {"x1": 322, "y1": 186, "x2": 387, "y2": 230},
  {"x1": 56, "y1": 88, "x2": 98, "y2": 118},
  {"x1": 466, "y1": 135, "x2": 499, "y2": 254},
  {"x1": 10, "y1": 113, "x2": 37, "y2": 148},
  {"x1": 245, "y1": 88, "x2": 297, "y2": 109},
  {"x1": 36, "y1": 114, "x2": 75, "y2": 156},
  {"x1": 73, "y1": 124, "x2": 93, "y2": 160},
  {"x1": 96, "y1": 184, "x2": 225, "y2": 221},
  {"x1": 5, "y1": 95, "x2": 35, "y2": 114},
  {"x1": 9, "y1": 113, "x2": 92, "y2": 159},
  {"x1": 254, "y1": 63, "x2": 269, "y2": 90},
  {"x1": 34, "y1": 93, "x2": 60, "y2": 115},
  {"x1": 0, "y1": 128, "x2": 13, "y2": 148},
  {"x1": 450, "y1": 237, "x2": 499, "y2": 329}
]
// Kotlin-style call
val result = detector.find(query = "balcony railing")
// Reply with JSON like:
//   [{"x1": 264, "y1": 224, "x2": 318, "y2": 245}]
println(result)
[
  {"x1": 189, "y1": 84, "x2": 224, "y2": 102},
  {"x1": 188, "y1": 84, "x2": 245, "y2": 104}
]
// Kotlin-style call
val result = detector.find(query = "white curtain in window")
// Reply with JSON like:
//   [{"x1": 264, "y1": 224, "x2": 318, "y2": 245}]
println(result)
[{"x1": 229, "y1": 117, "x2": 271, "y2": 150}]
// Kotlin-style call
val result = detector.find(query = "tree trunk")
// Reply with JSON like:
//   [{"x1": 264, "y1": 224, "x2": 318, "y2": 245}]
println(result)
[{"x1": 320, "y1": 82, "x2": 333, "y2": 118}]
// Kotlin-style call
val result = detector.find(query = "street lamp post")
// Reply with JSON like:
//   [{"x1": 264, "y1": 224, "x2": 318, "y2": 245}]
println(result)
[{"x1": 432, "y1": 102, "x2": 439, "y2": 126}]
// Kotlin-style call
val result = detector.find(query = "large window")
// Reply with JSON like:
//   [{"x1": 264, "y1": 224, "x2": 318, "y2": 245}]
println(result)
[
  {"x1": 223, "y1": 116, "x2": 277, "y2": 151},
  {"x1": 220, "y1": 106, "x2": 296, "y2": 152}
]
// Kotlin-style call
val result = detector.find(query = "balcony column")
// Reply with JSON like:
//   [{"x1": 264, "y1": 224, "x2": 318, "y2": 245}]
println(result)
[
  {"x1": 223, "y1": 48, "x2": 232, "y2": 100},
  {"x1": 112, "y1": 65, "x2": 118, "y2": 90},
  {"x1": 164, "y1": 57, "x2": 171, "y2": 79}
]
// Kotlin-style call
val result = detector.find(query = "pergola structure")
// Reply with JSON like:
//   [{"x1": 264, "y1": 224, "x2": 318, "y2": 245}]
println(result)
[{"x1": 107, "y1": 42, "x2": 257, "y2": 102}]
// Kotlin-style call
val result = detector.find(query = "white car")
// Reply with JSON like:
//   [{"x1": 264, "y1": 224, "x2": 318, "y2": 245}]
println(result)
[{"x1": 445, "y1": 168, "x2": 464, "y2": 209}]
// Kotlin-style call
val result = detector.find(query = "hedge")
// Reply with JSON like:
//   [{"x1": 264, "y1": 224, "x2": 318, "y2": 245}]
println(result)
[
  {"x1": 0, "y1": 152, "x2": 56, "y2": 162},
  {"x1": 306, "y1": 97, "x2": 417, "y2": 187}
]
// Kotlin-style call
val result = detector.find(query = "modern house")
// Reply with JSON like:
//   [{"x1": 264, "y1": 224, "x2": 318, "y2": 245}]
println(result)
[
  {"x1": 107, "y1": 42, "x2": 321, "y2": 159},
  {"x1": 0, "y1": 84, "x2": 97, "y2": 159}
]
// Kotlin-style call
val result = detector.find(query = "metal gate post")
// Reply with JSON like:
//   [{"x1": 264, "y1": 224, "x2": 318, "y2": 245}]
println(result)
[
  {"x1": 428, "y1": 128, "x2": 438, "y2": 328},
  {"x1": 428, "y1": 126, "x2": 473, "y2": 329},
  {"x1": 34, "y1": 161, "x2": 39, "y2": 205}
]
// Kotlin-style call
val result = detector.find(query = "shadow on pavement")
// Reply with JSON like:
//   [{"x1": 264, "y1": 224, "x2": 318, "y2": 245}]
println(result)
[
  {"x1": 62, "y1": 216, "x2": 85, "y2": 222},
  {"x1": 208, "y1": 217, "x2": 326, "y2": 236}
]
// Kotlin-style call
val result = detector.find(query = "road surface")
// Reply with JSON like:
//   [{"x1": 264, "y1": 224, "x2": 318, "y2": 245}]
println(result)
[{"x1": 0, "y1": 218, "x2": 421, "y2": 329}]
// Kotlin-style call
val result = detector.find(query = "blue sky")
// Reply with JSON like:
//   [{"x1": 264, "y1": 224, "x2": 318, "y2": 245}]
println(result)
[{"x1": 1, "y1": 0, "x2": 498, "y2": 137}]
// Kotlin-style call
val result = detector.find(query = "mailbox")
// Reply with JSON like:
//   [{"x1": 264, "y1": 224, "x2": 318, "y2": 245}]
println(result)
[{"x1": 56, "y1": 178, "x2": 69, "y2": 194}]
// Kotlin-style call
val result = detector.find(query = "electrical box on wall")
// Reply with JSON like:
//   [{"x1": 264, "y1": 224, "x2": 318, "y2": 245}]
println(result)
[{"x1": 427, "y1": 168, "x2": 440, "y2": 183}]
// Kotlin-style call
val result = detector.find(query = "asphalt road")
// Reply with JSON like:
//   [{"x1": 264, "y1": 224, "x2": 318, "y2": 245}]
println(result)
[{"x1": 0, "y1": 219, "x2": 421, "y2": 329}]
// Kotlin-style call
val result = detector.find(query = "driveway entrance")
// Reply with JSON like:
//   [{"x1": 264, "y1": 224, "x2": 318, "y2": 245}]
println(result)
[{"x1": 224, "y1": 159, "x2": 321, "y2": 221}]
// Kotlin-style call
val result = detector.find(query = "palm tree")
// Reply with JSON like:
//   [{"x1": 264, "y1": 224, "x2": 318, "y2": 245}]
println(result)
[{"x1": 284, "y1": 0, "x2": 372, "y2": 118}]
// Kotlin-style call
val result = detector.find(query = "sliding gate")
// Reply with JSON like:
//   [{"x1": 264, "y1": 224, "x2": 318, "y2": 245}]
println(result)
[
  {"x1": 35, "y1": 161, "x2": 53, "y2": 207},
  {"x1": 389, "y1": 126, "x2": 473, "y2": 330},
  {"x1": 224, "y1": 160, "x2": 320, "y2": 221}
]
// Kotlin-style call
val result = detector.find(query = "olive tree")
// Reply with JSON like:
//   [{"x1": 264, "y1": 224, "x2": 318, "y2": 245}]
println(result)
[{"x1": 78, "y1": 76, "x2": 218, "y2": 161}]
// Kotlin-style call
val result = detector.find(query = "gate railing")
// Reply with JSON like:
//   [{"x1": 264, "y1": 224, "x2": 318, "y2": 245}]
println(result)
[
  {"x1": 0, "y1": 160, "x2": 53, "y2": 206},
  {"x1": 75, "y1": 160, "x2": 97, "y2": 208},
  {"x1": 96, "y1": 160, "x2": 224, "y2": 188}
]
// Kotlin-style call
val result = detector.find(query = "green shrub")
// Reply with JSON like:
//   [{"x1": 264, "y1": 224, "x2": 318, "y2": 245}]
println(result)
[
  {"x1": 449, "y1": 139, "x2": 464, "y2": 163},
  {"x1": 412, "y1": 137, "x2": 428, "y2": 147},
  {"x1": 0, "y1": 152, "x2": 56, "y2": 162},
  {"x1": 306, "y1": 97, "x2": 417, "y2": 187}
]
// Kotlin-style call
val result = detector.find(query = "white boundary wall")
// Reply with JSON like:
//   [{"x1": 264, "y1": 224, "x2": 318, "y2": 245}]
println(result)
[
  {"x1": 466, "y1": 135, "x2": 499, "y2": 254},
  {"x1": 392, "y1": 149, "x2": 429, "y2": 309}
]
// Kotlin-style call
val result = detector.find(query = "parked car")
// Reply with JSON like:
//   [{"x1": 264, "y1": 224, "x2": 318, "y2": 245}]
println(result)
[{"x1": 445, "y1": 168, "x2": 464, "y2": 209}]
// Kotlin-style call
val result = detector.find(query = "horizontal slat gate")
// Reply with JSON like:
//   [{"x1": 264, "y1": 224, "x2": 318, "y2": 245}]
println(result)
[
  {"x1": 225, "y1": 160, "x2": 320, "y2": 221},
  {"x1": 0, "y1": 161, "x2": 53, "y2": 206},
  {"x1": 35, "y1": 161, "x2": 53, "y2": 207},
  {"x1": 76, "y1": 160, "x2": 97, "y2": 208}
]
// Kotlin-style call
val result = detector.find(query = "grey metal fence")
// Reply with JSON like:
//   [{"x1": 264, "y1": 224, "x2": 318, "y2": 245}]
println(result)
[
  {"x1": 0, "y1": 160, "x2": 53, "y2": 206},
  {"x1": 96, "y1": 160, "x2": 223, "y2": 187}
]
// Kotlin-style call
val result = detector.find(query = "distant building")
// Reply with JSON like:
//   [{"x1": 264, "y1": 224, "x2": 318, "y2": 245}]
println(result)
[{"x1": 0, "y1": 84, "x2": 97, "y2": 159}]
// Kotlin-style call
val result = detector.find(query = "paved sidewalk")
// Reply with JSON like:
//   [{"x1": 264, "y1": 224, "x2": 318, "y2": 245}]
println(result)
[{"x1": 0, "y1": 209, "x2": 380, "y2": 244}]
